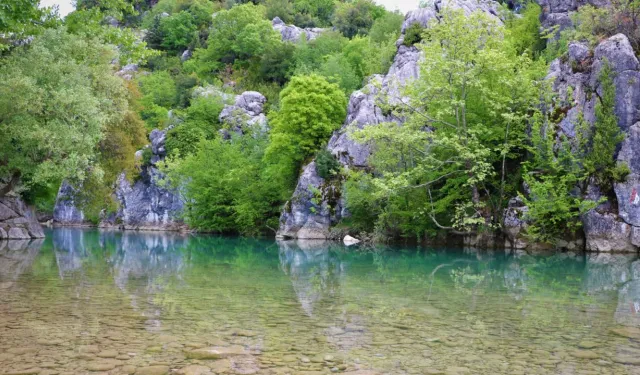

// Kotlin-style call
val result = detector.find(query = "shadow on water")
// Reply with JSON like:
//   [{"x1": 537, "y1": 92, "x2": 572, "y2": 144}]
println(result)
[{"x1": 2, "y1": 228, "x2": 640, "y2": 373}]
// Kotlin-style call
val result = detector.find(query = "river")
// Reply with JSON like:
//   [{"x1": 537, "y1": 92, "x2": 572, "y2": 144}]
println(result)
[{"x1": 1, "y1": 228, "x2": 640, "y2": 374}]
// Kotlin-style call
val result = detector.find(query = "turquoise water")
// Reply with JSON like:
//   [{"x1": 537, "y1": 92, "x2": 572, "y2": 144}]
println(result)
[{"x1": 1, "y1": 228, "x2": 640, "y2": 374}]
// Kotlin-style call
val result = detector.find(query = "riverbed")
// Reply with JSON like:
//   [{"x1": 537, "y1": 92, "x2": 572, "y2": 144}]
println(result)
[{"x1": 1, "y1": 228, "x2": 640, "y2": 374}]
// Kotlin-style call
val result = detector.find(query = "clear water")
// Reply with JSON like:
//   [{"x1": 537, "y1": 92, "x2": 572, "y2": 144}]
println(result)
[{"x1": 1, "y1": 229, "x2": 640, "y2": 375}]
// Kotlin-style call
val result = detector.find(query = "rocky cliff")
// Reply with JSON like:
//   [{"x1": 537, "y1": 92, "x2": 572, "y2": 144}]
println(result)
[
  {"x1": 0, "y1": 197, "x2": 45, "y2": 240},
  {"x1": 506, "y1": 32, "x2": 640, "y2": 251},
  {"x1": 277, "y1": 0, "x2": 502, "y2": 239},
  {"x1": 102, "y1": 128, "x2": 186, "y2": 231}
]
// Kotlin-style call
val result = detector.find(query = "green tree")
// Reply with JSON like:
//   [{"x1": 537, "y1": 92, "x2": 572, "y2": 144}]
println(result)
[
  {"x1": 160, "y1": 11, "x2": 197, "y2": 52},
  {"x1": 505, "y1": 2, "x2": 545, "y2": 57},
  {"x1": 266, "y1": 75, "x2": 347, "y2": 163},
  {"x1": 187, "y1": 3, "x2": 280, "y2": 77},
  {"x1": 582, "y1": 61, "x2": 629, "y2": 191},
  {"x1": 138, "y1": 70, "x2": 177, "y2": 128},
  {"x1": 332, "y1": 0, "x2": 384, "y2": 38},
  {"x1": 351, "y1": 10, "x2": 546, "y2": 237},
  {"x1": 165, "y1": 95, "x2": 225, "y2": 156},
  {"x1": 0, "y1": 0, "x2": 59, "y2": 50},
  {"x1": 0, "y1": 28, "x2": 128, "y2": 196},
  {"x1": 265, "y1": 0, "x2": 294, "y2": 23}
]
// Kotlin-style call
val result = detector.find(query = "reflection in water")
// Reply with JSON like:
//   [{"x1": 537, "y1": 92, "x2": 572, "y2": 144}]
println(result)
[
  {"x1": 4, "y1": 229, "x2": 640, "y2": 374},
  {"x1": 278, "y1": 240, "x2": 343, "y2": 316}
]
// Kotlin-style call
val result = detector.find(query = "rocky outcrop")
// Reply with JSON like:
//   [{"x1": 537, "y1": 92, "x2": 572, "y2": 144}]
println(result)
[
  {"x1": 53, "y1": 181, "x2": 86, "y2": 226},
  {"x1": 104, "y1": 128, "x2": 186, "y2": 231},
  {"x1": 507, "y1": 33, "x2": 640, "y2": 252},
  {"x1": 278, "y1": 1, "x2": 502, "y2": 239},
  {"x1": 0, "y1": 197, "x2": 45, "y2": 240},
  {"x1": 219, "y1": 91, "x2": 268, "y2": 138},
  {"x1": 271, "y1": 17, "x2": 324, "y2": 42},
  {"x1": 536, "y1": 0, "x2": 610, "y2": 32}
]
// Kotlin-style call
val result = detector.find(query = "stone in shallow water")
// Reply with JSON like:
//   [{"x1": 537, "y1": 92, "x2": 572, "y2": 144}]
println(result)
[
  {"x1": 612, "y1": 356, "x2": 640, "y2": 365},
  {"x1": 185, "y1": 346, "x2": 247, "y2": 359},
  {"x1": 571, "y1": 350, "x2": 599, "y2": 359},
  {"x1": 96, "y1": 349, "x2": 118, "y2": 358},
  {"x1": 86, "y1": 360, "x2": 120, "y2": 371},
  {"x1": 135, "y1": 366, "x2": 169, "y2": 375},
  {"x1": 578, "y1": 341, "x2": 599, "y2": 349},
  {"x1": 610, "y1": 326, "x2": 640, "y2": 339}
]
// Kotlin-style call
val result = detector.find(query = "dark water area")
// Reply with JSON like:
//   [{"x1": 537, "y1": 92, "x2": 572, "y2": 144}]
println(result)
[{"x1": 1, "y1": 228, "x2": 640, "y2": 374}]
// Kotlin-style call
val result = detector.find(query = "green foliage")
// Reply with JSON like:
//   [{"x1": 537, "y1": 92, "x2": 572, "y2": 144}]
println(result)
[
  {"x1": 368, "y1": 11, "x2": 403, "y2": 45},
  {"x1": 0, "y1": 28, "x2": 128, "y2": 195},
  {"x1": 259, "y1": 41, "x2": 296, "y2": 85},
  {"x1": 65, "y1": 4, "x2": 157, "y2": 65},
  {"x1": 0, "y1": 0, "x2": 60, "y2": 51},
  {"x1": 163, "y1": 133, "x2": 284, "y2": 235},
  {"x1": 402, "y1": 23, "x2": 424, "y2": 46},
  {"x1": 581, "y1": 61, "x2": 628, "y2": 191},
  {"x1": 350, "y1": 10, "x2": 547, "y2": 238},
  {"x1": 187, "y1": 3, "x2": 280, "y2": 76},
  {"x1": 332, "y1": 0, "x2": 384, "y2": 39},
  {"x1": 160, "y1": 11, "x2": 197, "y2": 52},
  {"x1": 520, "y1": 113, "x2": 596, "y2": 243},
  {"x1": 138, "y1": 71, "x2": 177, "y2": 128},
  {"x1": 505, "y1": 2, "x2": 545, "y2": 56},
  {"x1": 165, "y1": 95, "x2": 225, "y2": 156},
  {"x1": 570, "y1": 0, "x2": 640, "y2": 52},
  {"x1": 315, "y1": 149, "x2": 341, "y2": 179},
  {"x1": 265, "y1": 0, "x2": 294, "y2": 23},
  {"x1": 266, "y1": 75, "x2": 347, "y2": 164}
]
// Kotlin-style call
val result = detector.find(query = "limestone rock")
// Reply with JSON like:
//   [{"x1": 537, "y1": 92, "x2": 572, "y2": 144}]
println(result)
[
  {"x1": 272, "y1": 17, "x2": 324, "y2": 42},
  {"x1": 185, "y1": 346, "x2": 248, "y2": 360},
  {"x1": 219, "y1": 91, "x2": 268, "y2": 138},
  {"x1": 0, "y1": 198, "x2": 44, "y2": 239},
  {"x1": 583, "y1": 210, "x2": 636, "y2": 252},
  {"x1": 53, "y1": 181, "x2": 86, "y2": 225},
  {"x1": 343, "y1": 235, "x2": 361, "y2": 246},
  {"x1": 278, "y1": 0, "x2": 500, "y2": 239}
]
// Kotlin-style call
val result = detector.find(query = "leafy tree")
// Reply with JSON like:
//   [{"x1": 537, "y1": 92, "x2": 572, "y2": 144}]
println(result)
[
  {"x1": 0, "y1": 28, "x2": 128, "y2": 196},
  {"x1": 164, "y1": 132, "x2": 284, "y2": 234},
  {"x1": 293, "y1": 0, "x2": 335, "y2": 27},
  {"x1": 332, "y1": 0, "x2": 384, "y2": 38},
  {"x1": 187, "y1": 3, "x2": 280, "y2": 76},
  {"x1": 266, "y1": 75, "x2": 347, "y2": 163},
  {"x1": 165, "y1": 95, "x2": 225, "y2": 156},
  {"x1": 504, "y1": 2, "x2": 545, "y2": 57},
  {"x1": 138, "y1": 71, "x2": 177, "y2": 128},
  {"x1": 580, "y1": 61, "x2": 629, "y2": 191},
  {"x1": 160, "y1": 11, "x2": 197, "y2": 52},
  {"x1": 315, "y1": 149, "x2": 341, "y2": 179},
  {"x1": 258, "y1": 41, "x2": 295, "y2": 85},
  {"x1": 0, "y1": 0, "x2": 59, "y2": 50},
  {"x1": 351, "y1": 10, "x2": 546, "y2": 237},
  {"x1": 265, "y1": 0, "x2": 294, "y2": 23},
  {"x1": 402, "y1": 23, "x2": 423, "y2": 46},
  {"x1": 368, "y1": 11, "x2": 403, "y2": 45}
]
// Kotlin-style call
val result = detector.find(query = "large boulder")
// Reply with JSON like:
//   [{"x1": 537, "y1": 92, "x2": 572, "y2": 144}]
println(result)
[
  {"x1": 219, "y1": 91, "x2": 268, "y2": 138},
  {"x1": 271, "y1": 17, "x2": 324, "y2": 42},
  {"x1": 53, "y1": 181, "x2": 86, "y2": 225},
  {"x1": 278, "y1": 0, "x2": 502, "y2": 239},
  {"x1": 0, "y1": 197, "x2": 45, "y2": 239},
  {"x1": 536, "y1": 0, "x2": 610, "y2": 32}
]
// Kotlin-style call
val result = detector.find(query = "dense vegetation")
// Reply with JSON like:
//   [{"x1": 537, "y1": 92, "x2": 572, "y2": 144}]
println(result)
[{"x1": 0, "y1": 0, "x2": 634, "y2": 244}]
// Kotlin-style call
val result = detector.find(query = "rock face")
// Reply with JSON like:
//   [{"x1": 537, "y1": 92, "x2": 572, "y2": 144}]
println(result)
[
  {"x1": 536, "y1": 0, "x2": 610, "y2": 31},
  {"x1": 271, "y1": 17, "x2": 324, "y2": 42},
  {"x1": 219, "y1": 91, "x2": 268, "y2": 138},
  {"x1": 0, "y1": 197, "x2": 45, "y2": 239},
  {"x1": 53, "y1": 181, "x2": 86, "y2": 225},
  {"x1": 278, "y1": 1, "x2": 501, "y2": 239},
  {"x1": 507, "y1": 33, "x2": 640, "y2": 251},
  {"x1": 105, "y1": 128, "x2": 186, "y2": 231}
]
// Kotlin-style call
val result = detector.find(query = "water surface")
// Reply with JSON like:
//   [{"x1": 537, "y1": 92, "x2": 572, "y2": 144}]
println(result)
[{"x1": 1, "y1": 228, "x2": 640, "y2": 374}]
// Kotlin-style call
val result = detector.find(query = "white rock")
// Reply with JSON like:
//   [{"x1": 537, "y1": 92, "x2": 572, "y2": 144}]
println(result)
[{"x1": 343, "y1": 235, "x2": 361, "y2": 246}]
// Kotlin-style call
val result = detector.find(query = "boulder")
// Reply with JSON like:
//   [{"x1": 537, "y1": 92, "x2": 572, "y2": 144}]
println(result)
[
  {"x1": 343, "y1": 235, "x2": 361, "y2": 246},
  {"x1": 219, "y1": 91, "x2": 268, "y2": 138},
  {"x1": 0, "y1": 197, "x2": 45, "y2": 239},
  {"x1": 272, "y1": 17, "x2": 324, "y2": 42},
  {"x1": 53, "y1": 181, "x2": 86, "y2": 225}
]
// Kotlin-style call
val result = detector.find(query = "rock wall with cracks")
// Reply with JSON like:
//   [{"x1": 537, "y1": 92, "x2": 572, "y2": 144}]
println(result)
[
  {"x1": 505, "y1": 33, "x2": 640, "y2": 251},
  {"x1": 277, "y1": 0, "x2": 502, "y2": 240}
]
